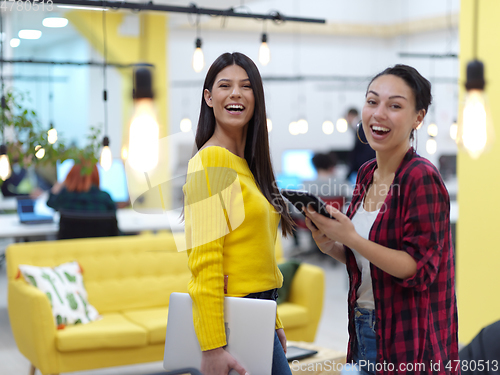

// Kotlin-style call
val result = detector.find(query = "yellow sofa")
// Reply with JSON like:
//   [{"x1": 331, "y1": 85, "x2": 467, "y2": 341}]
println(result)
[{"x1": 7, "y1": 234, "x2": 324, "y2": 375}]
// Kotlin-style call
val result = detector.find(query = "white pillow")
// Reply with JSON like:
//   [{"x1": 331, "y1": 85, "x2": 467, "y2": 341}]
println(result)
[{"x1": 19, "y1": 261, "x2": 100, "y2": 328}]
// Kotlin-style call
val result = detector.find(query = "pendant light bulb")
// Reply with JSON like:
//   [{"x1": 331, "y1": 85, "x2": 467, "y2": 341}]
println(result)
[
  {"x1": 128, "y1": 68, "x2": 159, "y2": 172},
  {"x1": 297, "y1": 118, "x2": 308, "y2": 134},
  {"x1": 48, "y1": 127, "x2": 58, "y2": 144},
  {"x1": 180, "y1": 118, "x2": 192, "y2": 133},
  {"x1": 0, "y1": 144, "x2": 11, "y2": 181},
  {"x1": 289, "y1": 121, "x2": 299, "y2": 136},
  {"x1": 192, "y1": 38, "x2": 205, "y2": 73},
  {"x1": 121, "y1": 145, "x2": 128, "y2": 160},
  {"x1": 426, "y1": 138, "x2": 437, "y2": 155},
  {"x1": 427, "y1": 123, "x2": 438, "y2": 137},
  {"x1": 336, "y1": 118, "x2": 348, "y2": 133},
  {"x1": 457, "y1": 60, "x2": 495, "y2": 159},
  {"x1": 322, "y1": 120, "x2": 334, "y2": 135},
  {"x1": 259, "y1": 33, "x2": 271, "y2": 66},
  {"x1": 34, "y1": 145, "x2": 45, "y2": 159},
  {"x1": 100, "y1": 136, "x2": 112, "y2": 171},
  {"x1": 450, "y1": 121, "x2": 458, "y2": 141},
  {"x1": 266, "y1": 118, "x2": 272, "y2": 132}
]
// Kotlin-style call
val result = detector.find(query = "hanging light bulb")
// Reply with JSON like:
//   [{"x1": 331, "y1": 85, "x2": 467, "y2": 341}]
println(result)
[
  {"x1": 426, "y1": 137, "x2": 437, "y2": 155},
  {"x1": 289, "y1": 121, "x2": 299, "y2": 135},
  {"x1": 259, "y1": 33, "x2": 271, "y2": 66},
  {"x1": 192, "y1": 38, "x2": 205, "y2": 73},
  {"x1": 34, "y1": 145, "x2": 45, "y2": 159},
  {"x1": 180, "y1": 118, "x2": 192, "y2": 133},
  {"x1": 266, "y1": 118, "x2": 272, "y2": 132},
  {"x1": 47, "y1": 127, "x2": 58, "y2": 144},
  {"x1": 0, "y1": 144, "x2": 11, "y2": 181},
  {"x1": 322, "y1": 120, "x2": 334, "y2": 135},
  {"x1": 450, "y1": 121, "x2": 458, "y2": 141},
  {"x1": 100, "y1": 136, "x2": 112, "y2": 171},
  {"x1": 427, "y1": 123, "x2": 438, "y2": 137},
  {"x1": 121, "y1": 145, "x2": 128, "y2": 160},
  {"x1": 297, "y1": 118, "x2": 308, "y2": 134},
  {"x1": 128, "y1": 67, "x2": 159, "y2": 172},
  {"x1": 336, "y1": 118, "x2": 348, "y2": 133},
  {"x1": 457, "y1": 60, "x2": 495, "y2": 159}
]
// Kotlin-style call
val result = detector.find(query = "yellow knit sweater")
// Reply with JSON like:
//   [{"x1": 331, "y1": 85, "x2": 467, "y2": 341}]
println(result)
[{"x1": 183, "y1": 146, "x2": 284, "y2": 351}]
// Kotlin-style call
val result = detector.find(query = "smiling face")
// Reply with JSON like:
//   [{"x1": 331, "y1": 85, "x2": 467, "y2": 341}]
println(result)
[
  {"x1": 204, "y1": 64, "x2": 255, "y2": 135},
  {"x1": 362, "y1": 74, "x2": 425, "y2": 155}
]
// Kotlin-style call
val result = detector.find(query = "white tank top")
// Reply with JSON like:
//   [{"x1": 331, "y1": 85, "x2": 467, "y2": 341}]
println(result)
[{"x1": 350, "y1": 201, "x2": 380, "y2": 310}]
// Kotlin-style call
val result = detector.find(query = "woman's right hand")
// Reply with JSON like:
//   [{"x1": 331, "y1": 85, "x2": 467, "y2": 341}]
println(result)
[
  {"x1": 304, "y1": 208, "x2": 347, "y2": 264},
  {"x1": 201, "y1": 347, "x2": 248, "y2": 375},
  {"x1": 304, "y1": 216, "x2": 337, "y2": 256}
]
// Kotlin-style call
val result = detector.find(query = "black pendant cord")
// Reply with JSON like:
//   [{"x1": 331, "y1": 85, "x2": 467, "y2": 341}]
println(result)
[
  {"x1": 0, "y1": 13, "x2": 5, "y2": 146},
  {"x1": 49, "y1": 66, "x2": 54, "y2": 129},
  {"x1": 102, "y1": 6, "x2": 109, "y2": 144}
]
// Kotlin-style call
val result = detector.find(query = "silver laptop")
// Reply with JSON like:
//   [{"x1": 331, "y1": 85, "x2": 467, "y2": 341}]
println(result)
[{"x1": 163, "y1": 292, "x2": 277, "y2": 375}]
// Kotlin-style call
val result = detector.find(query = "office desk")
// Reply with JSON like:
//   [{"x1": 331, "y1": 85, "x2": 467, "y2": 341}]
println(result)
[
  {"x1": 0, "y1": 196, "x2": 17, "y2": 211},
  {"x1": 0, "y1": 209, "x2": 185, "y2": 239},
  {"x1": 0, "y1": 202, "x2": 457, "y2": 240}
]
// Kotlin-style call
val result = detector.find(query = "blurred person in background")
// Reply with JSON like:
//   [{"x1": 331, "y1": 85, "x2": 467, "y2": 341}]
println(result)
[
  {"x1": 347, "y1": 107, "x2": 376, "y2": 183},
  {"x1": 47, "y1": 161, "x2": 116, "y2": 213},
  {"x1": 1, "y1": 149, "x2": 43, "y2": 199}
]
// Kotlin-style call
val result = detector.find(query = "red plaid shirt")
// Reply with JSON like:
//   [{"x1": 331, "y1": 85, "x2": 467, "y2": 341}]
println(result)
[{"x1": 345, "y1": 148, "x2": 459, "y2": 374}]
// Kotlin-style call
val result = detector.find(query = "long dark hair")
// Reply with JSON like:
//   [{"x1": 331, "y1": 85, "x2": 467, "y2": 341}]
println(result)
[{"x1": 195, "y1": 52, "x2": 294, "y2": 237}]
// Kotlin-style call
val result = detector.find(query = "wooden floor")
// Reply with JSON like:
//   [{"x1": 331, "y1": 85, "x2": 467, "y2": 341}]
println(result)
[{"x1": 0, "y1": 233, "x2": 349, "y2": 375}]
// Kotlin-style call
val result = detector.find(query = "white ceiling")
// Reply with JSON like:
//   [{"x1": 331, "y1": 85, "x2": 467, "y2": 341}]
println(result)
[{"x1": 6, "y1": 0, "x2": 460, "y2": 53}]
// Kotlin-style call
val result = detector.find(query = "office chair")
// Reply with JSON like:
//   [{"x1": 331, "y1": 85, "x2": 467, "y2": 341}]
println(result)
[{"x1": 58, "y1": 210, "x2": 119, "y2": 240}]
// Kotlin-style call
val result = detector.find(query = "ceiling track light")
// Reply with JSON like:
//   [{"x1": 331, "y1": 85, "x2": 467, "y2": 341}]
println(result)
[{"x1": 50, "y1": 0, "x2": 326, "y2": 24}]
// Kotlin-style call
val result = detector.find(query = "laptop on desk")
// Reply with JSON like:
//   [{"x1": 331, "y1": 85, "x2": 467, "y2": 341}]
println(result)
[
  {"x1": 164, "y1": 292, "x2": 276, "y2": 375},
  {"x1": 17, "y1": 198, "x2": 54, "y2": 224}
]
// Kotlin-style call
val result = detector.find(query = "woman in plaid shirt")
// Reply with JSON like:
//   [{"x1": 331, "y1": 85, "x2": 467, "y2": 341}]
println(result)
[{"x1": 304, "y1": 65, "x2": 459, "y2": 375}]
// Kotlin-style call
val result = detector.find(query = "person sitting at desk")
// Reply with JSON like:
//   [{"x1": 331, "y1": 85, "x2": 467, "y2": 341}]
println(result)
[
  {"x1": 47, "y1": 162, "x2": 116, "y2": 213},
  {"x1": 303, "y1": 152, "x2": 350, "y2": 198},
  {"x1": 1, "y1": 154, "x2": 43, "y2": 199}
]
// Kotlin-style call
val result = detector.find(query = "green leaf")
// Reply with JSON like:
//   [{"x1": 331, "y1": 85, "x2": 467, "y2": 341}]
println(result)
[
  {"x1": 64, "y1": 272, "x2": 77, "y2": 283},
  {"x1": 66, "y1": 293, "x2": 78, "y2": 310}
]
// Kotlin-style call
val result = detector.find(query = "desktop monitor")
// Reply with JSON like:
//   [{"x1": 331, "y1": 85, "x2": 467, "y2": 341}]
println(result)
[
  {"x1": 57, "y1": 159, "x2": 129, "y2": 203},
  {"x1": 281, "y1": 149, "x2": 317, "y2": 181}
]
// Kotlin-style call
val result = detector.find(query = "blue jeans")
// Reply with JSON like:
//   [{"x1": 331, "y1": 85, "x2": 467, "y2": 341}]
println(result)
[
  {"x1": 244, "y1": 289, "x2": 292, "y2": 375},
  {"x1": 272, "y1": 330, "x2": 292, "y2": 375},
  {"x1": 353, "y1": 306, "x2": 377, "y2": 375}
]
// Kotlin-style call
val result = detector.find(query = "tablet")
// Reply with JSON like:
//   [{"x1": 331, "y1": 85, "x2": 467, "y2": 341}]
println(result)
[
  {"x1": 281, "y1": 189, "x2": 336, "y2": 220},
  {"x1": 286, "y1": 345, "x2": 318, "y2": 361}
]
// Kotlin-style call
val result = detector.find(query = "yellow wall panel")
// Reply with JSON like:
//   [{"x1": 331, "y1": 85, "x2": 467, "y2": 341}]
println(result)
[{"x1": 457, "y1": 0, "x2": 500, "y2": 344}]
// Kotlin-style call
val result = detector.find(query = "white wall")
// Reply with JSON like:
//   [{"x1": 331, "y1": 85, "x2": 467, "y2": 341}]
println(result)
[{"x1": 168, "y1": 19, "x2": 460, "y2": 174}]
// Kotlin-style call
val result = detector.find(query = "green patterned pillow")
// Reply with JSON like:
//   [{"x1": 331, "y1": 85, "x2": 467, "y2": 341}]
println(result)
[{"x1": 18, "y1": 261, "x2": 100, "y2": 329}]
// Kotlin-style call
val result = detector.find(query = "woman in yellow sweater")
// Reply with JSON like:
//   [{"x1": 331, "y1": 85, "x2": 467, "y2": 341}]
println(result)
[{"x1": 183, "y1": 52, "x2": 295, "y2": 375}]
